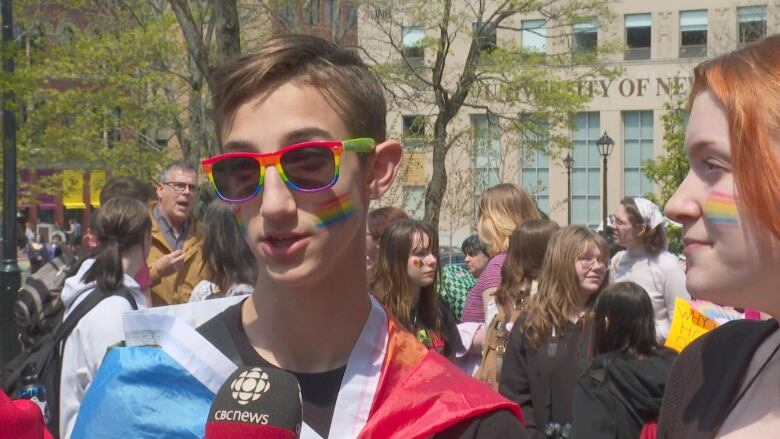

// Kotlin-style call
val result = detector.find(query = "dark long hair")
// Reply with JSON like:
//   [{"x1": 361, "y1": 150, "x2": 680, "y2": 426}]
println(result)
[
  {"x1": 202, "y1": 201, "x2": 258, "y2": 293},
  {"x1": 83, "y1": 197, "x2": 151, "y2": 292},
  {"x1": 494, "y1": 219, "x2": 559, "y2": 308},
  {"x1": 371, "y1": 220, "x2": 445, "y2": 342},
  {"x1": 591, "y1": 281, "x2": 662, "y2": 357}
]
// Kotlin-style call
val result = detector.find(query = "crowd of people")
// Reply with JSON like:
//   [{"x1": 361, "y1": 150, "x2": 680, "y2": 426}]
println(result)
[{"x1": 2, "y1": 31, "x2": 780, "y2": 439}]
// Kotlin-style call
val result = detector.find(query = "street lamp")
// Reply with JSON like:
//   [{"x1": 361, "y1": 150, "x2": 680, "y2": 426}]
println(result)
[
  {"x1": 563, "y1": 153, "x2": 574, "y2": 225},
  {"x1": 0, "y1": 0, "x2": 21, "y2": 366},
  {"x1": 596, "y1": 131, "x2": 615, "y2": 237}
]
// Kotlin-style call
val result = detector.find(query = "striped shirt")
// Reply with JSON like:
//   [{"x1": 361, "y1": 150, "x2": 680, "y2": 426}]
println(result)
[{"x1": 460, "y1": 253, "x2": 507, "y2": 323}]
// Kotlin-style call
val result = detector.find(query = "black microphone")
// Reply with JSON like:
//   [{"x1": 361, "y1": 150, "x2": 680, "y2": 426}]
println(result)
[{"x1": 205, "y1": 366, "x2": 302, "y2": 439}]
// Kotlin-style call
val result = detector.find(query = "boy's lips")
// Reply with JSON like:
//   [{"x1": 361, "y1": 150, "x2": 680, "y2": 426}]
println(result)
[{"x1": 259, "y1": 232, "x2": 311, "y2": 258}]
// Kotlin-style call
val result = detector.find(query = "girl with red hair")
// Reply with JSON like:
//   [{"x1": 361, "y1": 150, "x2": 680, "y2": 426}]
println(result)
[{"x1": 660, "y1": 34, "x2": 780, "y2": 438}]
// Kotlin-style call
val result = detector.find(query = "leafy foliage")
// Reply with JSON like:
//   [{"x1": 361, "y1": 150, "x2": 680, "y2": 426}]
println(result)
[
  {"x1": 643, "y1": 79, "x2": 689, "y2": 208},
  {"x1": 360, "y1": 0, "x2": 622, "y2": 228}
]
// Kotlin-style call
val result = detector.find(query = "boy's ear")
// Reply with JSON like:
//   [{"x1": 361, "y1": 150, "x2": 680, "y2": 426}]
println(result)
[{"x1": 365, "y1": 139, "x2": 402, "y2": 200}]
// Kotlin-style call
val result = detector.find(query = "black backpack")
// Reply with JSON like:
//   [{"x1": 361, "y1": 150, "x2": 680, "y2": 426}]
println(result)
[
  {"x1": 2, "y1": 285, "x2": 138, "y2": 437},
  {"x1": 14, "y1": 253, "x2": 79, "y2": 349}
]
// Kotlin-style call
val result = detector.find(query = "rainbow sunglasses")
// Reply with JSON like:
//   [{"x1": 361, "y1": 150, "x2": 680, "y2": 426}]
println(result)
[{"x1": 201, "y1": 138, "x2": 375, "y2": 204}]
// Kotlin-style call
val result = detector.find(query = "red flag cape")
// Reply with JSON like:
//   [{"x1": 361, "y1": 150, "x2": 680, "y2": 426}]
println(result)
[{"x1": 359, "y1": 316, "x2": 523, "y2": 438}]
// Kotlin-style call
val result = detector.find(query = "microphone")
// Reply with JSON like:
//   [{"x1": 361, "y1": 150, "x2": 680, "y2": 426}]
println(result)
[{"x1": 205, "y1": 367, "x2": 302, "y2": 439}]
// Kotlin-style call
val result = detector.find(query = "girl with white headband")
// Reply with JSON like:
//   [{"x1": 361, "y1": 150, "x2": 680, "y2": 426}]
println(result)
[{"x1": 609, "y1": 196, "x2": 690, "y2": 342}]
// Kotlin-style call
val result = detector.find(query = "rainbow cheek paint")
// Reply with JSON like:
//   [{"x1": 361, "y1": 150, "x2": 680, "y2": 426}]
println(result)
[
  {"x1": 314, "y1": 193, "x2": 356, "y2": 229},
  {"x1": 233, "y1": 205, "x2": 248, "y2": 237},
  {"x1": 413, "y1": 258, "x2": 425, "y2": 269},
  {"x1": 704, "y1": 191, "x2": 739, "y2": 226}
]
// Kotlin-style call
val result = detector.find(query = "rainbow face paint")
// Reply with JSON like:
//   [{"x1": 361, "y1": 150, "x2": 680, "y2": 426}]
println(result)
[
  {"x1": 233, "y1": 205, "x2": 248, "y2": 237},
  {"x1": 413, "y1": 258, "x2": 425, "y2": 269},
  {"x1": 704, "y1": 191, "x2": 739, "y2": 226},
  {"x1": 314, "y1": 193, "x2": 356, "y2": 229}
]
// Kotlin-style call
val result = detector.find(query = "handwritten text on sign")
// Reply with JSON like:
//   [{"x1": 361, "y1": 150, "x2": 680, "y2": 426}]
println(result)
[{"x1": 665, "y1": 297, "x2": 718, "y2": 352}]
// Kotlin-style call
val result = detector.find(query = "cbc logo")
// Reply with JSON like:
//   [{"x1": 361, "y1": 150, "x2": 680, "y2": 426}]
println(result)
[{"x1": 230, "y1": 368, "x2": 271, "y2": 405}]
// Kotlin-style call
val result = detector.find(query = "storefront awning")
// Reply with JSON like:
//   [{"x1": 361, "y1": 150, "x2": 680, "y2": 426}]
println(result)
[{"x1": 63, "y1": 201, "x2": 87, "y2": 209}]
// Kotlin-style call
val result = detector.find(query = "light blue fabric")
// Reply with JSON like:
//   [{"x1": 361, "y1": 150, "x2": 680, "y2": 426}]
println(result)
[{"x1": 71, "y1": 346, "x2": 214, "y2": 439}]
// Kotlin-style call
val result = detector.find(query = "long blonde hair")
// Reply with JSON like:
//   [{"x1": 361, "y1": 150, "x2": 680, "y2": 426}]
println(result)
[
  {"x1": 477, "y1": 183, "x2": 541, "y2": 256},
  {"x1": 521, "y1": 226, "x2": 609, "y2": 350}
]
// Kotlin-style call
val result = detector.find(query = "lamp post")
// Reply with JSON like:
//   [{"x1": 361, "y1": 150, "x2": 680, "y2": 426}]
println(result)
[
  {"x1": 596, "y1": 131, "x2": 615, "y2": 237},
  {"x1": 0, "y1": 0, "x2": 21, "y2": 367},
  {"x1": 563, "y1": 153, "x2": 574, "y2": 225}
]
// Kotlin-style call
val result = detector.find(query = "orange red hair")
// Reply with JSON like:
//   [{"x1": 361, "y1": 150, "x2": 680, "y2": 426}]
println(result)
[{"x1": 689, "y1": 34, "x2": 780, "y2": 240}]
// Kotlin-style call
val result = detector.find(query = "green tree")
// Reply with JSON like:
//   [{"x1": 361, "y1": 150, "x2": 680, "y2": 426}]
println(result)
[
  {"x1": 643, "y1": 79, "x2": 689, "y2": 208},
  {"x1": 8, "y1": 1, "x2": 180, "y2": 199},
  {"x1": 360, "y1": 0, "x2": 622, "y2": 228},
  {"x1": 643, "y1": 79, "x2": 689, "y2": 255}
]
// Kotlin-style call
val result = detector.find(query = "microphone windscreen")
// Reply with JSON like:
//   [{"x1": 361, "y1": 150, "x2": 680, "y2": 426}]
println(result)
[{"x1": 206, "y1": 366, "x2": 302, "y2": 439}]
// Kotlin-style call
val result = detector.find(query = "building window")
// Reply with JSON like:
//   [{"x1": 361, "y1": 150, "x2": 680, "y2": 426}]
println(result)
[
  {"x1": 402, "y1": 115, "x2": 426, "y2": 148},
  {"x1": 403, "y1": 186, "x2": 425, "y2": 220},
  {"x1": 738, "y1": 6, "x2": 767, "y2": 46},
  {"x1": 521, "y1": 116, "x2": 550, "y2": 214},
  {"x1": 324, "y1": 0, "x2": 336, "y2": 25},
  {"x1": 472, "y1": 114, "x2": 501, "y2": 215},
  {"x1": 402, "y1": 26, "x2": 425, "y2": 61},
  {"x1": 278, "y1": 0, "x2": 297, "y2": 24},
  {"x1": 680, "y1": 10, "x2": 707, "y2": 58},
  {"x1": 625, "y1": 13, "x2": 651, "y2": 60},
  {"x1": 521, "y1": 19, "x2": 546, "y2": 53},
  {"x1": 305, "y1": 0, "x2": 320, "y2": 24},
  {"x1": 623, "y1": 111, "x2": 654, "y2": 198},
  {"x1": 473, "y1": 22, "x2": 497, "y2": 52},
  {"x1": 573, "y1": 18, "x2": 598, "y2": 56},
  {"x1": 572, "y1": 112, "x2": 601, "y2": 228}
]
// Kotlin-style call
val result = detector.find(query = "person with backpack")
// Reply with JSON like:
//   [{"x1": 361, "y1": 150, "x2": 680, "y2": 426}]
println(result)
[
  {"x1": 476, "y1": 219, "x2": 559, "y2": 390},
  {"x1": 570, "y1": 282, "x2": 676, "y2": 439},
  {"x1": 499, "y1": 226, "x2": 609, "y2": 438},
  {"x1": 58, "y1": 197, "x2": 152, "y2": 439}
]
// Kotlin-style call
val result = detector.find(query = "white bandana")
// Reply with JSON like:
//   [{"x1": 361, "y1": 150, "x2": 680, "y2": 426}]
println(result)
[{"x1": 633, "y1": 197, "x2": 665, "y2": 229}]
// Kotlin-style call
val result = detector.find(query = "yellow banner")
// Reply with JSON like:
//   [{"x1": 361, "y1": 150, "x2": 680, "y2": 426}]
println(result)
[
  {"x1": 90, "y1": 170, "x2": 106, "y2": 207},
  {"x1": 664, "y1": 297, "x2": 718, "y2": 352},
  {"x1": 62, "y1": 170, "x2": 86, "y2": 209}
]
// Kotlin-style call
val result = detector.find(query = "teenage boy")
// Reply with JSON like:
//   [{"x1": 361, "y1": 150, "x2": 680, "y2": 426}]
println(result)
[{"x1": 188, "y1": 34, "x2": 526, "y2": 438}]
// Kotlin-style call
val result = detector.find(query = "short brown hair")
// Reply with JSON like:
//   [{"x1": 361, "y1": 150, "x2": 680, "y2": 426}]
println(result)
[
  {"x1": 212, "y1": 35, "x2": 387, "y2": 145},
  {"x1": 620, "y1": 197, "x2": 667, "y2": 254}
]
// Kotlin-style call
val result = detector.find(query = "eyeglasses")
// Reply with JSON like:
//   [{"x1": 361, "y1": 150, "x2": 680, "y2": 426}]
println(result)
[
  {"x1": 201, "y1": 138, "x2": 375, "y2": 204},
  {"x1": 608, "y1": 214, "x2": 627, "y2": 228},
  {"x1": 576, "y1": 255, "x2": 608, "y2": 270},
  {"x1": 161, "y1": 181, "x2": 199, "y2": 194}
]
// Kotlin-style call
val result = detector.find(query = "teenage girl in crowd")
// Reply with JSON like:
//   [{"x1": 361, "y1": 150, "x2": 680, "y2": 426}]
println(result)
[
  {"x1": 659, "y1": 34, "x2": 780, "y2": 438},
  {"x1": 571, "y1": 281, "x2": 676, "y2": 439},
  {"x1": 59, "y1": 197, "x2": 152, "y2": 438},
  {"x1": 371, "y1": 219, "x2": 462, "y2": 360},
  {"x1": 500, "y1": 226, "x2": 609, "y2": 439},
  {"x1": 189, "y1": 202, "x2": 257, "y2": 301},
  {"x1": 610, "y1": 197, "x2": 689, "y2": 342},
  {"x1": 462, "y1": 183, "x2": 541, "y2": 325},
  {"x1": 475, "y1": 219, "x2": 559, "y2": 388}
]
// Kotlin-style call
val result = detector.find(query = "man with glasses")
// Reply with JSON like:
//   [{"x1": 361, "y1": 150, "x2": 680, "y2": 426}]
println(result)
[{"x1": 148, "y1": 161, "x2": 206, "y2": 305}]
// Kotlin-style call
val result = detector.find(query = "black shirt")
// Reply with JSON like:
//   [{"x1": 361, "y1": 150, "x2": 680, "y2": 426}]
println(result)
[{"x1": 219, "y1": 301, "x2": 527, "y2": 438}]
